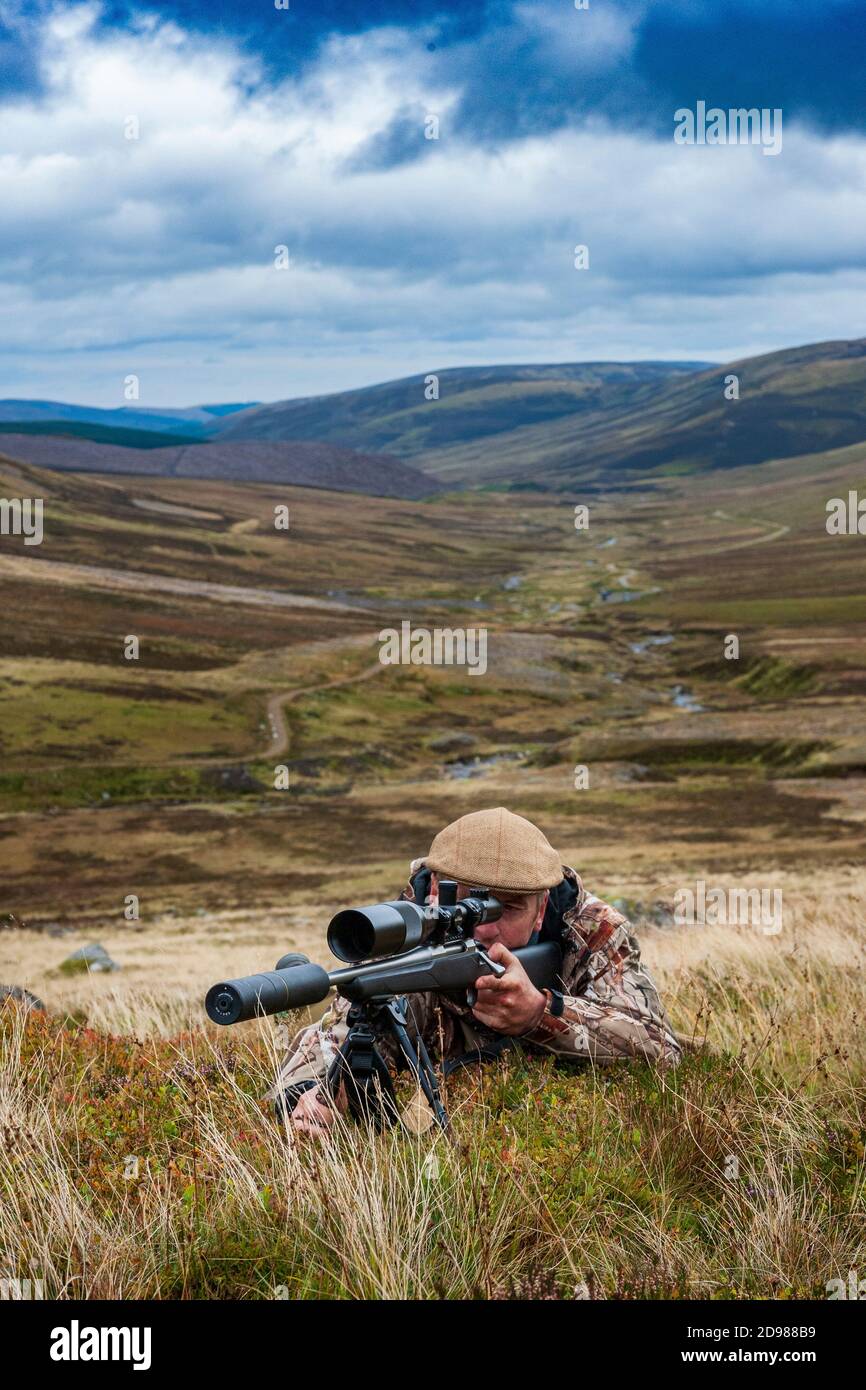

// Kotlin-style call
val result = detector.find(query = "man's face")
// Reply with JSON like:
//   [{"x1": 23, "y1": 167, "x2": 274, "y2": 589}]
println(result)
[{"x1": 434, "y1": 876, "x2": 548, "y2": 949}]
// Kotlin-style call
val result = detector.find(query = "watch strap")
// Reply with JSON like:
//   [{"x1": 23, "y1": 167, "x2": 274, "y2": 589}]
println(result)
[{"x1": 522, "y1": 988, "x2": 570, "y2": 1041}]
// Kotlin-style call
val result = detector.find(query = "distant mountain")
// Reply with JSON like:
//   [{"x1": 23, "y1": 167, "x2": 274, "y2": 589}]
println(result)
[
  {"x1": 211, "y1": 362, "x2": 711, "y2": 456},
  {"x1": 407, "y1": 337, "x2": 866, "y2": 487},
  {"x1": 134, "y1": 403, "x2": 259, "y2": 426},
  {"x1": 0, "y1": 400, "x2": 258, "y2": 438},
  {"x1": 6, "y1": 337, "x2": 864, "y2": 493},
  {"x1": 0, "y1": 435, "x2": 433, "y2": 500}
]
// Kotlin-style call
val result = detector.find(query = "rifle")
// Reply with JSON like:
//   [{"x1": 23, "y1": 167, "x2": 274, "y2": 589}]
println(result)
[{"x1": 205, "y1": 880, "x2": 562, "y2": 1131}]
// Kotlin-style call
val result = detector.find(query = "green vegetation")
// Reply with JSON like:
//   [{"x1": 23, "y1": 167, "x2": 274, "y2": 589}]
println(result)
[
  {"x1": 735, "y1": 656, "x2": 819, "y2": 700},
  {"x1": 0, "y1": 679, "x2": 254, "y2": 772},
  {"x1": 1, "y1": 421, "x2": 865, "y2": 1300},
  {"x1": 408, "y1": 338, "x2": 866, "y2": 487},
  {"x1": 0, "y1": 421, "x2": 193, "y2": 448},
  {"x1": 214, "y1": 361, "x2": 700, "y2": 460},
  {"x1": 3, "y1": 929, "x2": 863, "y2": 1301},
  {"x1": 0, "y1": 765, "x2": 247, "y2": 813},
  {"x1": 587, "y1": 738, "x2": 829, "y2": 774},
  {"x1": 1, "y1": 438, "x2": 864, "y2": 906},
  {"x1": 658, "y1": 594, "x2": 866, "y2": 627}
]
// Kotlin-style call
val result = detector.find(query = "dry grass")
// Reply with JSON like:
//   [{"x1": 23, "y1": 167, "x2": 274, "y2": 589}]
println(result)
[
  {"x1": 1, "y1": 453, "x2": 864, "y2": 1299},
  {"x1": 1, "y1": 875, "x2": 864, "y2": 1300}
]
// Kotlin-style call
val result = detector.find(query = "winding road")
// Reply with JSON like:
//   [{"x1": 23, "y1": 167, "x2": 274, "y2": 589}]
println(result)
[{"x1": 260, "y1": 661, "x2": 384, "y2": 760}]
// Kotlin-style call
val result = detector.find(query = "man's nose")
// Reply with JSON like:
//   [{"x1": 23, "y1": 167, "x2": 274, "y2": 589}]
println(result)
[{"x1": 473, "y1": 924, "x2": 499, "y2": 946}]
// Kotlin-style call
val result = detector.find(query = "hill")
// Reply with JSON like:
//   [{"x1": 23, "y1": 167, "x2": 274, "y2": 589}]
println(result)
[
  {"x1": 212, "y1": 361, "x2": 709, "y2": 456},
  {"x1": 412, "y1": 337, "x2": 866, "y2": 487},
  {"x1": 0, "y1": 435, "x2": 434, "y2": 499},
  {"x1": 1, "y1": 436, "x2": 864, "y2": 1300},
  {"x1": 7, "y1": 337, "x2": 866, "y2": 492}
]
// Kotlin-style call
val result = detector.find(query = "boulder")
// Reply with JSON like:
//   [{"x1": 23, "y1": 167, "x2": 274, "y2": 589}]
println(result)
[
  {"x1": 45, "y1": 923, "x2": 75, "y2": 938},
  {"x1": 58, "y1": 943, "x2": 119, "y2": 976},
  {"x1": 609, "y1": 898, "x2": 676, "y2": 929},
  {"x1": 429, "y1": 732, "x2": 477, "y2": 754},
  {"x1": 0, "y1": 984, "x2": 45, "y2": 1011}
]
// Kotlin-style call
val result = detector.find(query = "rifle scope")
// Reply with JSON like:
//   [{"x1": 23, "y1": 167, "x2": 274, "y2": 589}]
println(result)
[
  {"x1": 327, "y1": 881, "x2": 501, "y2": 963},
  {"x1": 205, "y1": 883, "x2": 505, "y2": 1023}
]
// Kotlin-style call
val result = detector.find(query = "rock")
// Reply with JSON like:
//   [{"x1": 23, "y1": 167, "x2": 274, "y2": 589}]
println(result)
[
  {"x1": 609, "y1": 898, "x2": 676, "y2": 929},
  {"x1": 58, "y1": 943, "x2": 119, "y2": 976},
  {"x1": 646, "y1": 900, "x2": 676, "y2": 928},
  {"x1": 502, "y1": 574, "x2": 522, "y2": 591},
  {"x1": 45, "y1": 923, "x2": 75, "y2": 938},
  {"x1": 0, "y1": 984, "x2": 45, "y2": 1011},
  {"x1": 429, "y1": 732, "x2": 477, "y2": 754}
]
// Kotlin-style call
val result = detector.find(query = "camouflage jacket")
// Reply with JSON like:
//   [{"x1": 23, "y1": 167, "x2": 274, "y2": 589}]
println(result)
[{"x1": 265, "y1": 864, "x2": 681, "y2": 1106}]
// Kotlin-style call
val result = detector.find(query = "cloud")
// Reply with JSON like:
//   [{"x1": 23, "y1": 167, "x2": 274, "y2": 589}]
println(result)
[
  {"x1": 1, "y1": 2, "x2": 866, "y2": 404},
  {"x1": 343, "y1": 104, "x2": 441, "y2": 174}
]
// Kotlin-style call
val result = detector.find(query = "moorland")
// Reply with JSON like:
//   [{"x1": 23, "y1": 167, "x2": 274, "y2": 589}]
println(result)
[{"x1": 1, "y1": 342, "x2": 864, "y2": 1298}]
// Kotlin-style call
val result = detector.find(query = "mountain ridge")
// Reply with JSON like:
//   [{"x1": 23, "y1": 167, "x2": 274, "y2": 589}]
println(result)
[
  {"x1": 3, "y1": 338, "x2": 865, "y2": 490},
  {"x1": 0, "y1": 435, "x2": 433, "y2": 500}
]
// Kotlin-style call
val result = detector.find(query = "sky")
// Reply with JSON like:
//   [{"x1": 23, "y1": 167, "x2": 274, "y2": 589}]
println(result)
[{"x1": 1, "y1": 0, "x2": 865, "y2": 407}]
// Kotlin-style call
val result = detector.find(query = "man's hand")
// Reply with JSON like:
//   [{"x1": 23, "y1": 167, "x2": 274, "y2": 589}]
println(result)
[
  {"x1": 472, "y1": 942, "x2": 547, "y2": 1035},
  {"x1": 290, "y1": 1083, "x2": 345, "y2": 1136}
]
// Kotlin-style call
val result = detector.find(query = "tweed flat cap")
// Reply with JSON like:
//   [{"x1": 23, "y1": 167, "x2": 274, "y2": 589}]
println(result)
[{"x1": 424, "y1": 807, "x2": 563, "y2": 892}]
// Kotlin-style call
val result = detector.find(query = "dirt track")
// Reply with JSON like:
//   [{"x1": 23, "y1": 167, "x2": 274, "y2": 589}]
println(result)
[
  {"x1": 710, "y1": 511, "x2": 791, "y2": 552},
  {"x1": 1, "y1": 549, "x2": 386, "y2": 768},
  {"x1": 261, "y1": 662, "x2": 383, "y2": 758},
  {"x1": 0, "y1": 553, "x2": 357, "y2": 614}
]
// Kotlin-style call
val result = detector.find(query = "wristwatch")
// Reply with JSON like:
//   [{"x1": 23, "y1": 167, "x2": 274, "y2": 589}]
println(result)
[
  {"x1": 522, "y1": 987, "x2": 569, "y2": 1041},
  {"x1": 544, "y1": 988, "x2": 566, "y2": 1018}
]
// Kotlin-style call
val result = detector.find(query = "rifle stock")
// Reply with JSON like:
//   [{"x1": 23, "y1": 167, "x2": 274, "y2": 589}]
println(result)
[{"x1": 335, "y1": 939, "x2": 562, "y2": 1002}]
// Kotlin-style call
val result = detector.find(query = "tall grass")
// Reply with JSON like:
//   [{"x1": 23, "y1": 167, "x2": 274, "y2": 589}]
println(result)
[{"x1": 1, "y1": 889, "x2": 864, "y2": 1299}]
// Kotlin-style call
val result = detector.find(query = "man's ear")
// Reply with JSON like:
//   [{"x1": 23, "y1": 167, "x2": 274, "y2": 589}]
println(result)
[{"x1": 535, "y1": 891, "x2": 549, "y2": 928}]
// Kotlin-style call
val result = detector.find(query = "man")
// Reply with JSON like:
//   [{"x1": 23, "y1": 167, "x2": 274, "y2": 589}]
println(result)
[{"x1": 266, "y1": 806, "x2": 682, "y2": 1135}]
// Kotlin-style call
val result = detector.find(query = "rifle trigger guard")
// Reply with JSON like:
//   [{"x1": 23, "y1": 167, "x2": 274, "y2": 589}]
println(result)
[{"x1": 466, "y1": 945, "x2": 505, "y2": 1009}]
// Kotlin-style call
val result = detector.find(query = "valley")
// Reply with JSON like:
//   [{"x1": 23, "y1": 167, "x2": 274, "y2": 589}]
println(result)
[{"x1": 1, "y1": 430, "x2": 864, "y2": 1025}]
